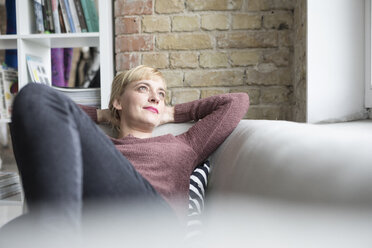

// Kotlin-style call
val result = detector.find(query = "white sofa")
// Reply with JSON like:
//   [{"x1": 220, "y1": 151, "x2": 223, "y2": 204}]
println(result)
[
  {"x1": 2, "y1": 119, "x2": 372, "y2": 247},
  {"x1": 155, "y1": 119, "x2": 372, "y2": 248}
]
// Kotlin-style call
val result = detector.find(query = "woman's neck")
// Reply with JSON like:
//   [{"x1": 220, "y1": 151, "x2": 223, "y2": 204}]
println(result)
[{"x1": 118, "y1": 126, "x2": 153, "y2": 139}]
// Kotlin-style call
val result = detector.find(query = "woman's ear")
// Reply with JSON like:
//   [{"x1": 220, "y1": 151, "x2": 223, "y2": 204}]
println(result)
[{"x1": 113, "y1": 99, "x2": 122, "y2": 110}]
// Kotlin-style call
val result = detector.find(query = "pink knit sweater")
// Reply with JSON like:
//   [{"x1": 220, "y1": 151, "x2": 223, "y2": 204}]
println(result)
[{"x1": 80, "y1": 93, "x2": 249, "y2": 219}]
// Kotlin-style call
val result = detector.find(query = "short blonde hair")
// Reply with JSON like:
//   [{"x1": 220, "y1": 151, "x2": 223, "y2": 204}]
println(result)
[{"x1": 108, "y1": 65, "x2": 165, "y2": 130}]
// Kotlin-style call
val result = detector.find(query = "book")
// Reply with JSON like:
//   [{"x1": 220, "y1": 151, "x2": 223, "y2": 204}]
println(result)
[
  {"x1": 68, "y1": 48, "x2": 83, "y2": 87},
  {"x1": 74, "y1": 0, "x2": 88, "y2": 32},
  {"x1": 68, "y1": 0, "x2": 81, "y2": 32},
  {"x1": 80, "y1": 0, "x2": 99, "y2": 32},
  {"x1": 0, "y1": 70, "x2": 6, "y2": 119},
  {"x1": 0, "y1": 183, "x2": 22, "y2": 199},
  {"x1": 26, "y1": 55, "x2": 51, "y2": 86},
  {"x1": 0, "y1": 66, "x2": 18, "y2": 119},
  {"x1": 45, "y1": 0, "x2": 55, "y2": 33},
  {"x1": 0, "y1": 172, "x2": 20, "y2": 188},
  {"x1": 0, "y1": 172, "x2": 21, "y2": 200},
  {"x1": 51, "y1": 0, "x2": 61, "y2": 33},
  {"x1": 63, "y1": 0, "x2": 76, "y2": 33},
  {"x1": 33, "y1": 0, "x2": 45, "y2": 33},
  {"x1": 58, "y1": 2, "x2": 67, "y2": 33},
  {"x1": 81, "y1": 46, "x2": 100, "y2": 88},
  {"x1": 51, "y1": 48, "x2": 73, "y2": 87},
  {"x1": 41, "y1": 0, "x2": 50, "y2": 32},
  {"x1": 0, "y1": 172, "x2": 18, "y2": 181},
  {"x1": 58, "y1": 0, "x2": 71, "y2": 33}
]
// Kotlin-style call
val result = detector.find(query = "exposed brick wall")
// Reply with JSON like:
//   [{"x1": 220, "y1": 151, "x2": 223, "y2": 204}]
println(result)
[
  {"x1": 293, "y1": 0, "x2": 306, "y2": 122},
  {"x1": 114, "y1": 0, "x2": 297, "y2": 120}
]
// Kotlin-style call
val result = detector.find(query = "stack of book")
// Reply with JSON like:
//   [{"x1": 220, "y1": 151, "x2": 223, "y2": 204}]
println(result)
[
  {"x1": 0, "y1": 65, "x2": 18, "y2": 120},
  {"x1": 0, "y1": 172, "x2": 22, "y2": 200},
  {"x1": 33, "y1": 0, "x2": 99, "y2": 34},
  {"x1": 52, "y1": 85, "x2": 100, "y2": 107}
]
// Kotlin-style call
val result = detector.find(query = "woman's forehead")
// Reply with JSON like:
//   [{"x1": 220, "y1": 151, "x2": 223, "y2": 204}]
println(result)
[{"x1": 131, "y1": 76, "x2": 166, "y2": 88}]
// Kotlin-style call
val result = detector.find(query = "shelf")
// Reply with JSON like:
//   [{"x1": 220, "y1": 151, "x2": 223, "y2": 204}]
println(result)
[
  {"x1": 0, "y1": 119, "x2": 11, "y2": 123},
  {"x1": 20, "y1": 33, "x2": 100, "y2": 48},
  {"x1": 0, "y1": 33, "x2": 99, "y2": 50},
  {"x1": 0, "y1": 35, "x2": 17, "y2": 50}
]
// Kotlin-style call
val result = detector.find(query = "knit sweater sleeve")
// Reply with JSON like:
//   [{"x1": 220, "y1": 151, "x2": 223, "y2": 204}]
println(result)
[
  {"x1": 174, "y1": 93, "x2": 249, "y2": 166},
  {"x1": 78, "y1": 104, "x2": 98, "y2": 123}
]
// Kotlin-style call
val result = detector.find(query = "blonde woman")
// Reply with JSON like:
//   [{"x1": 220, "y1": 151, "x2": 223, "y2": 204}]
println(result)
[{"x1": 6, "y1": 65, "x2": 249, "y2": 231}]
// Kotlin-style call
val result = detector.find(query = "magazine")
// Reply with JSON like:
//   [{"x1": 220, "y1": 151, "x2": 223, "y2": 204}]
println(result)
[
  {"x1": 0, "y1": 66, "x2": 18, "y2": 119},
  {"x1": 26, "y1": 55, "x2": 51, "y2": 86},
  {"x1": 52, "y1": 85, "x2": 100, "y2": 107},
  {"x1": 0, "y1": 172, "x2": 21, "y2": 200}
]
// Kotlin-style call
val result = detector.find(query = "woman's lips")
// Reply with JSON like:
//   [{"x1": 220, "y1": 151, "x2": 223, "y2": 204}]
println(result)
[{"x1": 143, "y1": 106, "x2": 159, "y2": 114}]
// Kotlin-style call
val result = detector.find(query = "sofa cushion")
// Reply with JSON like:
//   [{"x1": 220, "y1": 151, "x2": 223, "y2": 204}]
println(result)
[{"x1": 208, "y1": 119, "x2": 372, "y2": 206}]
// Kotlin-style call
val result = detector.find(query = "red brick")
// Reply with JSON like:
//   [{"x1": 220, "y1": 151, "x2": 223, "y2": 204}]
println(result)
[
  {"x1": 115, "y1": 0, "x2": 152, "y2": 16},
  {"x1": 116, "y1": 35, "x2": 154, "y2": 52},
  {"x1": 116, "y1": 53, "x2": 141, "y2": 71},
  {"x1": 115, "y1": 17, "x2": 140, "y2": 35}
]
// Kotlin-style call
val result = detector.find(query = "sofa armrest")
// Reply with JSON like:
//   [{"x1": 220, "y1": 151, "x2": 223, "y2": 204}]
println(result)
[{"x1": 208, "y1": 119, "x2": 372, "y2": 205}]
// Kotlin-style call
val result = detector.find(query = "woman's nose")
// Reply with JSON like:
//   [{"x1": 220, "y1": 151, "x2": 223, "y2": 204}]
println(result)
[{"x1": 148, "y1": 91, "x2": 159, "y2": 104}]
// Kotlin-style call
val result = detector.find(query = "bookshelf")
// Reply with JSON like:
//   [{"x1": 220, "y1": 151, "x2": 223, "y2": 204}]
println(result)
[{"x1": 0, "y1": 0, "x2": 114, "y2": 124}]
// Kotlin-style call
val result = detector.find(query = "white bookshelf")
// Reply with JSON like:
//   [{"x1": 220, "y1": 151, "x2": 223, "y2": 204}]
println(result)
[{"x1": 0, "y1": 0, "x2": 114, "y2": 121}]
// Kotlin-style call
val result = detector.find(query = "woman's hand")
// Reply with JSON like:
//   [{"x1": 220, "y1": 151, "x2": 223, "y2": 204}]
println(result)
[
  {"x1": 160, "y1": 106, "x2": 175, "y2": 125},
  {"x1": 97, "y1": 109, "x2": 111, "y2": 124}
]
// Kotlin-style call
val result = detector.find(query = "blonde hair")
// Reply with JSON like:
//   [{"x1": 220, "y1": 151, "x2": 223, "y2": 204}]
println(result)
[{"x1": 108, "y1": 65, "x2": 165, "y2": 130}]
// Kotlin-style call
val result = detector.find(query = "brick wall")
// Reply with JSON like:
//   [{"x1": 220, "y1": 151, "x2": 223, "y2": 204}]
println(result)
[
  {"x1": 114, "y1": 0, "x2": 297, "y2": 120},
  {"x1": 293, "y1": 0, "x2": 306, "y2": 122}
]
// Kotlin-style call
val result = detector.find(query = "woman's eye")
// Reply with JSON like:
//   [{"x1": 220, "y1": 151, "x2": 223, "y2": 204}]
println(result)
[
  {"x1": 138, "y1": 86, "x2": 148, "y2": 92},
  {"x1": 158, "y1": 92, "x2": 165, "y2": 98}
]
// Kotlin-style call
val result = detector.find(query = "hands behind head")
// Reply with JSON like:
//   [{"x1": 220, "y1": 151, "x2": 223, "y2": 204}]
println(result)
[
  {"x1": 97, "y1": 109, "x2": 113, "y2": 124},
  {"x1": 159, "y1": 106, "x2": 175, "y2": 125}
]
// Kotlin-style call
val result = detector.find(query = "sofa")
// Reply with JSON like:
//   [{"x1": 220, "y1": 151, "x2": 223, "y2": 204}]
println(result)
[
  {"x1": 2, "y1": 119, "x2": 372, "y2": 247},
  {"x1": 154, "y1": 119, "x2": 372, "y2": 248}
]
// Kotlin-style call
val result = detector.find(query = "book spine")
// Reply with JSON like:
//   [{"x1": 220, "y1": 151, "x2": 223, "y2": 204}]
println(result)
[
  {"x1": 82, "y1": 47, "x2": 100, "y2": 88},
  {"x1": 80, "y1": 0, "x2": 98, "y2": 32},
  {"x1": 51, "y1": 48, "x2": 67, "y2": 87},
  {"x1": 33, "y1": 0, "x2": 45, "y2": 33},
  {"x1": 0, "y1": 172, "x2": 19, "y2": 180},
  {"x1": 0, "y1": 184, "x2": 22, "y2": 199},
  {"x1": 0, "y1": 177, "x2": 20, "y2": 188},
  {"x1": 41, "y1": 0, "x2": 50, "y2": 32},
  {"x1": 58, "y1": 2, "x2": 67, "y2": 33},
  {"x1": 45, "y1": 0, "x2": 55, "y2": 33},
  {"x1": 88, "y1": 0, "x2": 99, "y2": 32},
  {"x1": 63, "y1": 0, "x2": 76, "y2": 33},
  {"x1": 51, "y1": 0, "x2": 61, "y2": 33},
  {"x1": 0, "y1": 70, "x2": 6, "y2": 119},
  {"x1": 1, "y1": 69, "x2": 17, "y2": 119},
  {"x1": 74, "y1": 0, "x2": 87, "y2": 32},
  {"x1": 58, "y1": 0, "x2": 71, "y2": 33},
  {"x1": 68, "y1": 0, "x2": 81, "y2": 32}
]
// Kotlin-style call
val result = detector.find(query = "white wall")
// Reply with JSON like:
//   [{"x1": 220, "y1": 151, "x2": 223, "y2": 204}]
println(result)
[{"x1": 307, "y1": 0, "x2": 366, "y2": 123}]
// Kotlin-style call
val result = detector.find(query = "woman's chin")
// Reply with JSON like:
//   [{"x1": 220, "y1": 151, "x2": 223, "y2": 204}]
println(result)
[{"x1": 142, "y1": 119, "x2": 160, "y2": 130}]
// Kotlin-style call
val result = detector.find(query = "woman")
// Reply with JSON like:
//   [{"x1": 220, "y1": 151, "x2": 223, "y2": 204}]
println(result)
[{"x1": 7, "y1": 65, "x2": 249, "y2": 231}]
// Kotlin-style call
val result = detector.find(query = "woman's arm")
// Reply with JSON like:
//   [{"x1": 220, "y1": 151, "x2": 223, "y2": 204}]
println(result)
[
  {"x1": 175, "y1": 93, "x2": 249, "y2": 166},
  {"x1": 96, "y1": 109, "x2": 111, "y2": 123},
  {"x1": 78, "y1": 105, "x2": 110, "y2": 124}
]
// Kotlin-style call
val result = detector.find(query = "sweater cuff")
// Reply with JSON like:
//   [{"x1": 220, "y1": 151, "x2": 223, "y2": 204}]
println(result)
[{"x1": 174, "y1": 103, "x2": 191, "y2": 123}]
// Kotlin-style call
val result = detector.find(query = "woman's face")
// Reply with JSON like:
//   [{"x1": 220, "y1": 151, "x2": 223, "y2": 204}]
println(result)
[{"x1": 114, "y1": 76, "x2": 167, "y2": 131}]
